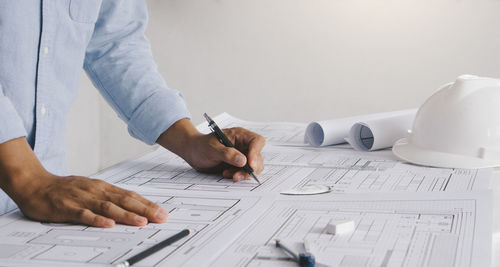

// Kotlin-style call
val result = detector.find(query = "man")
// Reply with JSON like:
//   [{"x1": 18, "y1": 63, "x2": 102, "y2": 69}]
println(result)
[{"x1": 0, "y1": 1, "x2": 265, "y2": 227}]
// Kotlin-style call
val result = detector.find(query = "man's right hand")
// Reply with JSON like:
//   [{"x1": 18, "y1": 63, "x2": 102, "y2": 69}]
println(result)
[{"x1": 0, "y1": 137, "x2": 167, "y2": 227}]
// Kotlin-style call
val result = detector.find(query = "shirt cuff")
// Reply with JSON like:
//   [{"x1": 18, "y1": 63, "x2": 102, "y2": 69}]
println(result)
[
  {"x1": 127, "y1": 89, "x2": 191, "y2": 145},
  {"x1": 0, "y1": 96, "x2": 27, "y2": 144}
]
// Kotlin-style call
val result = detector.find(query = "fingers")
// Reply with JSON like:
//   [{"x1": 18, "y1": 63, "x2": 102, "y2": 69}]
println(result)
[
  {"x1": 18, "y1": 175, "x2": 170, "y2": 229},
  {"x1": 246, "y1": 136, "x2": 265, "y2": 174},
  {"x1": 87, "y1": 199, "x2": 149, "y2": 227},
  {"x1": 189, "y1": 127, "x2": 264, "y2": 177},
  {"x1": 223, "y1": 127, "x2": 266, "y2": 174},
  {"x1": 212, "y1": 127, "x2": 265, "y2": 182},
  {"x1": 107, "y1": 191, "x2": 168, "y2": 224},
  {"x1": 222, "y1": 168, "x2": 250, "y2": 182},
  {"x1": 216, "y1": 146, "x2": 247, "y2": 168},
  {"x1": 96, "y1": 180, "x2": 168, "y2": 223},
  {"x1": 233, "y1": 170, "x2": 250, "y2": 182},
  {"x1": 70, "y1": 207, "x2": 115, "y2": 228},
  {"x1": 79, "y1": 180, "x2": 168, "y2": 226},
  {"x1": 248, "y1": 151, "x2": 265, "y2": 174},
  {"x1": 77, "y1": 192, "x2": 167, "y2": 227}
]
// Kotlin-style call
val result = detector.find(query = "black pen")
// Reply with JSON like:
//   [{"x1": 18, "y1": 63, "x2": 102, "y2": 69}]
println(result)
[
  {"x1": 114, "y1": 229, "x2": 191, "y2": 267},
  {"x1": 203, "y1": 113, "x2": 262, "y2": 184}
]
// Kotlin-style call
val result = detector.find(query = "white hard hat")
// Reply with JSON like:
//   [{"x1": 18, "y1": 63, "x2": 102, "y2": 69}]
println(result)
[{"x1": 393, "y1": 74, "x2": 500, "y2": 169}]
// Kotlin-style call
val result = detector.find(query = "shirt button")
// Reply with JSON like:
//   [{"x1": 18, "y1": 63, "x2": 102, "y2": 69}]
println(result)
[
  {"x1": 40, "y1": 106, "x2": 47, "y2": 116},
  {"x1": 43, "y1": 47, "x2": 49, "y2": 55}
]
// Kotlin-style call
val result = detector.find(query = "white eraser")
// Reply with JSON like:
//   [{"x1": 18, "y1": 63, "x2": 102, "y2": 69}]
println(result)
[{"x1": 326, "y1": 220, "x2": 355, "y2": 235}]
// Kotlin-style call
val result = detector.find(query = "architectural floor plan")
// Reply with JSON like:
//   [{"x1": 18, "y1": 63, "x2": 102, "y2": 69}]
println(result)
[
  {"x1": 211, "y1": 193, "x2": 492, "y2": 267},
  {"x1": 0, "y1": 113, "x2": 493, "y2": 266},
  {"x1": 0, "y1": 189, "x2": 267, "y2": 267},
  {"x1": 99, "y1": 144, "x2": 491, "y2": 195},
  {"x1": 197, "y1": 113, "x2": 307, "y2": 146},
  {"x1": 261, "y1": 145, "x2": 491, "y2": 193}
]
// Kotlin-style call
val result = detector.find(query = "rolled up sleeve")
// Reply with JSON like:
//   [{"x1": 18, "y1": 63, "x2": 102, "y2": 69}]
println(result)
[
  {"x1": 0, "y1": 84, "x2": 27, "y2": 144},
  {"x1": 84, "y1": 0, "x2": 190, "y2": 145}
]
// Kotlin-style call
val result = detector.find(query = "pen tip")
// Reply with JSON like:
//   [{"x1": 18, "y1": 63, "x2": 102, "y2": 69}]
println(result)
[{"x1": 251, "y1": 173, "x2": 261, "y2": 184}]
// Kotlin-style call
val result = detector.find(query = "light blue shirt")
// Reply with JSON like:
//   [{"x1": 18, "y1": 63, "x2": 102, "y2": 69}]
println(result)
[{"x1": 0, "y1": 1, "x2": 191, "y2": 214}]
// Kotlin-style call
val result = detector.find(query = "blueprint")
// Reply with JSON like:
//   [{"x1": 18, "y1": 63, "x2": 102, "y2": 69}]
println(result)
[
  {"x1": 97, "y1": 113, "x2": 491, "y2": 194},
  {"x1": 0, "y1": 190, "x2": 491, "y2": 267},
  {"x1": 211, "y1": 192, "x2": 492, "y2": 267},
  {"x1": 0, "y1": 113, "x2": 493, "y2": 266},
  {"x1": 99, "y1": 147, "x2": 310, "y2": 194},
  {"x1": 197, "y1": 113, "x2": 307, "y2": 146},
  {"x1": 304, "y1": 109, "x2": 417, "y2": 149},
  {"x1": 98, "y1": 144, "x2": 491, "y2": 195},
  {"x1": 0, "y1": 188, "x2": 269, "y2": 267},
  {"x1": 261, "y1": 145, "x2": 492, "y2": 193}
]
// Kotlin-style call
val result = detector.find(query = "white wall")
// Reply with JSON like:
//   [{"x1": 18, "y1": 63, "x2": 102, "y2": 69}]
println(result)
[
  {"x1": 65, "y1": 74, "x2": 101, "y2": 175},
  {"x1": 146, "y1": 0, "x2": 500, "y2": 123},
  {"x1": 66, "y1": 76, "x2": 153, "y2": 176},
  {"x1": 66, "y1": 0, "x2": 500, "y2": 175}
]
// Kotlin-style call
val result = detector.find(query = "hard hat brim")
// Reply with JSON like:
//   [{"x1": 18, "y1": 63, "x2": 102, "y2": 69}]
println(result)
[{"x1": 392, "y1": 138, "x2": 497, "y2": 169}]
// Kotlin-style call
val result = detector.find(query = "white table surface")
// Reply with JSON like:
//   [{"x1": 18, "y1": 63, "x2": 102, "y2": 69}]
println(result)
[{"x1": 491, "y1": 169, "x2": 500, "y2": 266}]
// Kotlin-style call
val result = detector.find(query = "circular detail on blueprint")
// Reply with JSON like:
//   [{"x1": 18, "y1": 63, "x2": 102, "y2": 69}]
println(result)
[{"x1": 280, "y1": 185, "x2": 331, "y2": 195}]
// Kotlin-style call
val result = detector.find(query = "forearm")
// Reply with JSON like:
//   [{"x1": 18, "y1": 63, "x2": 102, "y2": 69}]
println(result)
[
  {"x1": 0, "y1": 137, "x2": 167, "y2": 227},
  {"x1": 0, "y1": 137, "x2": 49, "y2": 201}
]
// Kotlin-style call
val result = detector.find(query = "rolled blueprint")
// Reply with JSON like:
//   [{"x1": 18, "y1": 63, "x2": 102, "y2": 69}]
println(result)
[
  {"x1": 305, "y1": 109, "x2": 417, "y2": 149},
  {"x1": 345, "y1": 110, "x2": 417, "y2": 151}
]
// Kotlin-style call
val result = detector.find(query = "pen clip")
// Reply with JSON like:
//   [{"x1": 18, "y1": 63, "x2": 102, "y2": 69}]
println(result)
[
  {"x1": 207, "y1": 124, "x2": 216, "y2": 133},
  {"x1": 207, "y1": 124, "x2": 225, "y2": 143}
]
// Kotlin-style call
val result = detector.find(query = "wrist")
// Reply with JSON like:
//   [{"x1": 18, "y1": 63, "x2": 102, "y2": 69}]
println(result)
[
  {"x1": 0, "y1": 138, "x2": 51, "y2": 200},
  {"x1": 156, "y1": 118, "x2": 203, "y2": 160}
]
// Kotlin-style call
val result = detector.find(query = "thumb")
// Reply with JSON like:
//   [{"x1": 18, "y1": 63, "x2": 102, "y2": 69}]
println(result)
[{"x1": 216, "y1": 146, "x2": 247, "y2": 167}]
